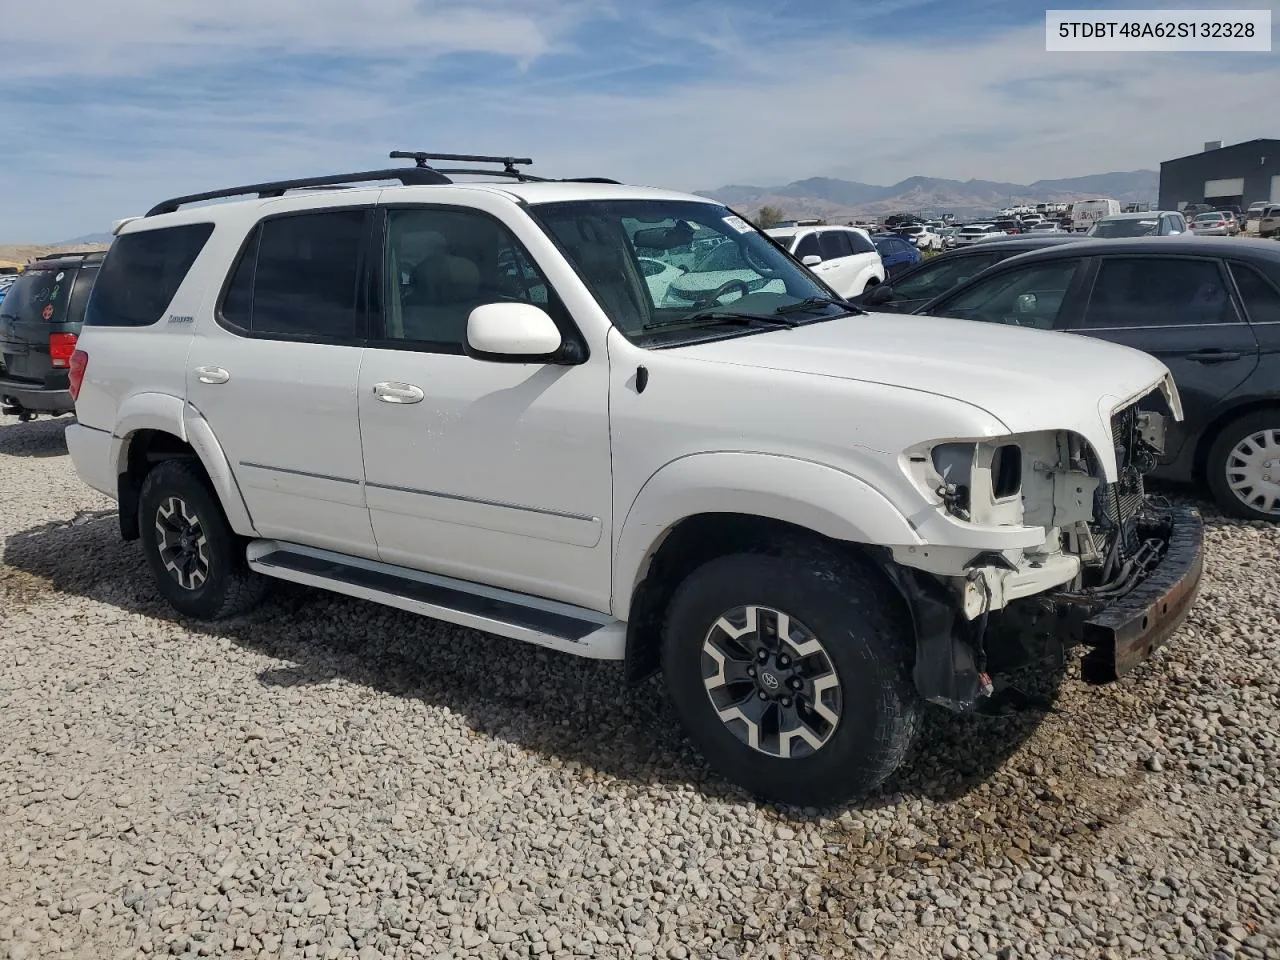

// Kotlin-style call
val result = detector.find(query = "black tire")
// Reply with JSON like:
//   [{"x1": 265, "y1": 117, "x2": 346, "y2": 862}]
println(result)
[
  {"x1": 138, "y1": 459, "x2": 267, "y2": 619},
  {"x1": 660, "y1": 550, "x2": 919, "y2": 808},
  {"x1": 1205, "y1": 409, "x2": 1280, "y2": 522}
]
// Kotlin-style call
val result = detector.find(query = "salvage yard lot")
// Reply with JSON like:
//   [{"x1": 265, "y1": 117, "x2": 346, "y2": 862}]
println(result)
[{"x1": 1, "y1": 414, "x2": 1278, "y2": 960}]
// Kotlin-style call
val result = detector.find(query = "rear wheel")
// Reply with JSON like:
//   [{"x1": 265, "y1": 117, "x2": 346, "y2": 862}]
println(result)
[
  {"x1": 1205, "y1": 410, "x2": 1280, "y2": 521},
  {"x1": 661, "y1": 550, "x2": 919, "y2": 807},
  {"x1": 138, "y1": 460, "x2": 267, "y2": 619}
]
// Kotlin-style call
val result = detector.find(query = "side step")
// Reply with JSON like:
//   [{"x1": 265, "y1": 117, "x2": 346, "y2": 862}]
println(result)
[{"x1": 246, "y1": 541, "x2": 625, "y2": 660}]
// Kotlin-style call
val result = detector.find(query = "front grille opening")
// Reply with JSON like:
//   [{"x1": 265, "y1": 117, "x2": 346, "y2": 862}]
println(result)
[{"x1": 991, "y1": 444, "x2": 1022, "y2": 499}]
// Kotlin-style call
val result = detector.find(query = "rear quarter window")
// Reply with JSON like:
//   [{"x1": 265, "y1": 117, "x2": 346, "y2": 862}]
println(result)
[{"x1": 85, "y1": 223, "x2": 215, "y2": 327}]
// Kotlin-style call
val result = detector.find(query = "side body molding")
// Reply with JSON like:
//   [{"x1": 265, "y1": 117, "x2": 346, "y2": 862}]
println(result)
[{"x1": 612, "y1": 452, "x2": 923, "y2": 611}]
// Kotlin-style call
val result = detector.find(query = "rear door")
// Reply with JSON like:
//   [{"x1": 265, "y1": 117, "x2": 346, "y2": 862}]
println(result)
[
  {"x1": 815, "y1": 230, "x2": 856, "y2": 295},
  {"x1": 1065, "y1": 255, "x2": 1260, "y2": 464},
  {"x1": 186, "y1": 205, "x2": 378, "y2": 557}
]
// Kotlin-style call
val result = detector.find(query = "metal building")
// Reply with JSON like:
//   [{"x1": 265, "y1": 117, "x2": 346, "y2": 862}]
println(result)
[{"x1": 1158, "y1": 138, "x2": 1280, "y2": 211}]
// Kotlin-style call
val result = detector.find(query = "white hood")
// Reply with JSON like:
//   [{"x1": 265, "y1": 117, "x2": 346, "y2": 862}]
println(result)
[{"x1": 676, "y1": 312, "x2": 1180, "y2": 480}]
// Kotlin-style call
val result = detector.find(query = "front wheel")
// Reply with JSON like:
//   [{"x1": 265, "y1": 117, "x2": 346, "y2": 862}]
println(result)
[
  {"x1": 1206, "y1": 411, "x2": 1280, "y2": 521},
  {"x1": 138, "y1": 460, "x2": 268, "y2": 619},
  {"x1": 661, "y1": 551, "x2": 919, "y2": 807}
]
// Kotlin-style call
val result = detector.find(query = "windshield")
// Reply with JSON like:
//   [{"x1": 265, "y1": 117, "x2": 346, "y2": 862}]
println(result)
[
  {"x1": 1090, "y1": 218, "x2": 1159, "y2": 237},
  {"x1": 0, "y1": 269, "x2": 69, "y2": 324},
  {"x1": 527, "y1": 199, "x2": 841, "y2": 343},
  {"x1": 1194, "y1": 213, "x2": 1222, "y2": 222}
]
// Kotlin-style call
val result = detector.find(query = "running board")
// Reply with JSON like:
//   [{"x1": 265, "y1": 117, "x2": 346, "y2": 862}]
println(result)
[{"x1": 245, "y1": 541, "x2": 625, "y2": 660}]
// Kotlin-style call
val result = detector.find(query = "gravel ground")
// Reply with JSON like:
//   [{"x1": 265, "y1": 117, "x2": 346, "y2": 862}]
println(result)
[{"x1": 1, "y1": 413, "x2": 1278, "y2": 960}]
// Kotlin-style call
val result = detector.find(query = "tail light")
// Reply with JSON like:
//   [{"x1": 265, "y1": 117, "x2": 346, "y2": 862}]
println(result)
[
  {"x1": 49, "y1": 332, "x2": 78, "y2": 369},
  {"x1": 68, "y1": 349, "x2": 88, "y2": 402}
]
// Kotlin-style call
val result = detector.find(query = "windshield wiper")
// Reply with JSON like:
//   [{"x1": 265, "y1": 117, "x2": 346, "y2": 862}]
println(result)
[
  {"x1": 773, "y1": 295, "x2": 866, "y2": 316},
  {"x1": 642, "y1": 310, "x2": 801, "y2": 332}
]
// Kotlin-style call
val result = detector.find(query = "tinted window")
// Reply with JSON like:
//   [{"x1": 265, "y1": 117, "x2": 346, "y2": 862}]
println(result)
[
  {"x1": 1230, "y1": 262, "x2": 1280, "y2": 324},
  {"x1": 381, "y1": 207, "x2": 557, "y2": 348},
  {"x1": 221, "y1": 211, "x2": 365, "y2": 339},
  {"x1": 794, "y1": 234, "x2": 821, "y2": 259},
  {"x1": 819, "y1": 231, "x2": 853, "y2": 260},
  {"x1": 930, "y1": 260, "x2": 1081, "y2": 329},
  {"x1": 1081, "y1": 258, "x2": 1234, "y2": 329},
  {"x1": 895, "y1": 253, "x2": 1000, "y2": 300},
  {"x1": 847, "y1": 231, "x2": 876, "y2": 254},
  {"x1": 86, "y1": 224, "x2": 213, "y2": 327},
  {"x1": 66, "y1": 265, "x2": 99, "y2": 324}
]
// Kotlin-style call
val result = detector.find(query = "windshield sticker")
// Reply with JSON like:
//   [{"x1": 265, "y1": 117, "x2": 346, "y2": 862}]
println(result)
[
  {"x1": 722, "y1": 215, "x2": 753, "y2": 234},
  {"x1": 49, "y1": 284, "x2": 60, "y2": 300},
  {"x1": 55, "y1": 272, "x2": 65, "y2": 282},
  {"x1": 42, "y1": 304, "x2": 54, "y2": 320}
]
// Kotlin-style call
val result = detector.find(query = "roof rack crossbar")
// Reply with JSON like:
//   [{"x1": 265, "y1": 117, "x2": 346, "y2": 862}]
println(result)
[
  {"x1": 390, "y1": 150, "x2": 533, "y2": 175},
  {"x1": 144, "y1": 167, "x2": 451, "y2": 217}
]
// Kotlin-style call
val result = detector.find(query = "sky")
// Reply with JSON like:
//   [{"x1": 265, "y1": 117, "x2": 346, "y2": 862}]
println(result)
[{"x1": 0, "y1": 0, "x2": 1277, "y2": 241}]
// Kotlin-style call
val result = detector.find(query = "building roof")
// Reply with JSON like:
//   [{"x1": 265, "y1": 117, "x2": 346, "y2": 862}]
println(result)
[{"x1": 1161, "y1": 138, "x2": 1280, "y2": 166}]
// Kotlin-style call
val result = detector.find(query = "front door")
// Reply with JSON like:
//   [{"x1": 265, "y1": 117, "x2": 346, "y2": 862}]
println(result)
[
  {"x1": 357, "y1": 203, "x2": 613, "y2": 611},
  {"x1": 1067, "y1": 255, "x2": 1261, "y2": 463},
  {"x1": 186, "y1": 205, "x2": 377, "y2": 557}
]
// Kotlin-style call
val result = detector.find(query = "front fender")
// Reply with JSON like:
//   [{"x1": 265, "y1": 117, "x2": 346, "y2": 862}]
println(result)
[{"x1": 613, "y1": 452, "x2": 924, "y2": 607}]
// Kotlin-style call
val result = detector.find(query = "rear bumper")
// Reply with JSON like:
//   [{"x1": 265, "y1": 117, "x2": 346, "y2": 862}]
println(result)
[
  {"x1": 0, "y1": 374, "x2": 73, "y2": 414},
  {"x1": 65, "y1": 423, "x2": 117, "y2": 498},
  {"x1": 1076, "y1": 504, "x2": 1203, "y2": 683}
]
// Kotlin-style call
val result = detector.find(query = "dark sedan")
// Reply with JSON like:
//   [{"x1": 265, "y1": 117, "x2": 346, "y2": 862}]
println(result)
[
  {"x1": 914, "y1": 237, "x2": 1280, "y2": 521},
  {"x1": 854, "y1": 235, "x2": 1089, "y2": 314}
]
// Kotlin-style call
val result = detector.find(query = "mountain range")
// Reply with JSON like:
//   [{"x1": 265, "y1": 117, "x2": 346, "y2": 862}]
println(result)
[{"x1": 697, "y1": 170, "x2": 1159, "y2": 221}]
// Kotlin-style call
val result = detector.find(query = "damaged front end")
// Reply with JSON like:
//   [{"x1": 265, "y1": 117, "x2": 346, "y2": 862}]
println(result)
[{"x1": 888, "y1": 389, "x2": 1204, "y2": 711}]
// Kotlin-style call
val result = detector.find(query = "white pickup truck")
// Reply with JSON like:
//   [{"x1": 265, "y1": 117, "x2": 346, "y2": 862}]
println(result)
[{"x1": 63, "y1": 153, "x2": 1204, "y2": 807}]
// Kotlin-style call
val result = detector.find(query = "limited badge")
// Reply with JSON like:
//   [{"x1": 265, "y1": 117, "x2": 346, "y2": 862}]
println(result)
[{"x1": 41, "y1": 304, "x2": 54, "y2": 320}]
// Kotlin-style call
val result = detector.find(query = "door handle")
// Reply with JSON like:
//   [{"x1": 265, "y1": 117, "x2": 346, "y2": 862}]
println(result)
[
  {"x1": 1186, "y1": 350, "x2": 1241, "y2": 363},
  {"x1": 194, "y1": 365, "x2": 230, "y2": 384},
  {"x1": 373, "y1": 381, "x2": 425, "y2": 404}
]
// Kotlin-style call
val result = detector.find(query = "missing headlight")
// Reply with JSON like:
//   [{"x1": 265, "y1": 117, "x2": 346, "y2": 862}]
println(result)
[{"x1": 991, "y1": 444, "x2": 1022, "y2": 499}]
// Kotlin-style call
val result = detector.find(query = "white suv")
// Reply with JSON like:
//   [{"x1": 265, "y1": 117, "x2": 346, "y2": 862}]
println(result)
[
  {"x1": 764, "y1": 225, "x2": 885, "y2": 297},
  {"x1": 65, "y1": 152, "x2": 1204, "y2": 807}
]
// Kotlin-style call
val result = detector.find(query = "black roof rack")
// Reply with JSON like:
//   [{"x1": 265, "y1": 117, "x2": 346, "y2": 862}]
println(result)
[{"x1": 144, "y1": 151, "x2": 621, "y2": 217}]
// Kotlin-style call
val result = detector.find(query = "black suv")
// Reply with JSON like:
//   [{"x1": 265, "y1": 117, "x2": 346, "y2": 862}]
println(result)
[{"x1": 0, "y1": 251, "x2": 104, "y2": 420}]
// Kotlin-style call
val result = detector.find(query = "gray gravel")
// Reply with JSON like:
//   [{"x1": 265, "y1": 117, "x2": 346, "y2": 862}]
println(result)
[{"x1": 1, "y1": 413, "x2": 1278, "y2": 960}]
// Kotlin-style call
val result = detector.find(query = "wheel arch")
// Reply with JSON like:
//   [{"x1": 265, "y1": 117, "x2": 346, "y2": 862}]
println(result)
[
  {"x1": 111, "y1": 398, "x2": 256, "y2": 541},
  {"x1": 1192, "y1": 397, "x2": 1280, "y2": 482},
  {"x1": 615, "y1": 453, "x2": 922, "y2": 682}
]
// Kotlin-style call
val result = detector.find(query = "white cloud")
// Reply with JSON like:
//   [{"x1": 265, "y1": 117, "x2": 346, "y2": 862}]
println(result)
[{"x1": 1, "y1": 0, "x2": 1277, "y2": 240}]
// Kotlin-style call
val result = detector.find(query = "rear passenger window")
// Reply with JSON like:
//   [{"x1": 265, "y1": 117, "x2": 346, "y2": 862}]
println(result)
[
  {"x1": 66, "y1": 265, "x2": 99, "y2": 325},
  {"x1": 818, "y1": 231, "x2": 853, "y2": 260},
  {"x1": 1080, "y1": 258, "x2": 1235, "y2": 328},
  {"x1": 220, "y1": 210, "x2": 366, "y2": 339},
  {"x1": 1230, "y1": 262, "x2": 1280, "y2": 324},
  {"x1": 86, "y1": 223, "x2": 214, "y2": 327}
]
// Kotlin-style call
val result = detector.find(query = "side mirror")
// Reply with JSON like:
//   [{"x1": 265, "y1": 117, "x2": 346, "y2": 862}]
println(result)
[
  {"x1": 465, "y1": 302, "x2": 567, "y2": 363},
  {"x1": 801, "y1": 254, "x2": 822, "y2": 267},
  {"x1": 862, "y1": 283, "x2": 894, "y2": 306}
]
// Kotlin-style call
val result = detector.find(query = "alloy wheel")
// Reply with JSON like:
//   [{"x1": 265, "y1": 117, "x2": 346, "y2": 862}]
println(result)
[
  {"x1": 154, "y1": 496, "x2": 211, "y2": 590},
  {"x1": 701, "y1": 604, "x2": 842, "y2": 759}
]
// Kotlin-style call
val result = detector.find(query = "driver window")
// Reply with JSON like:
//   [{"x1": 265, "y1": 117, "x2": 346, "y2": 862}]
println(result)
[
  {"x1": 927, "y1": 260, "x2": 1081, "y2": 329},
  {"x1": 380, "y1": 208, "x2": 559, "y2": 352}
]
